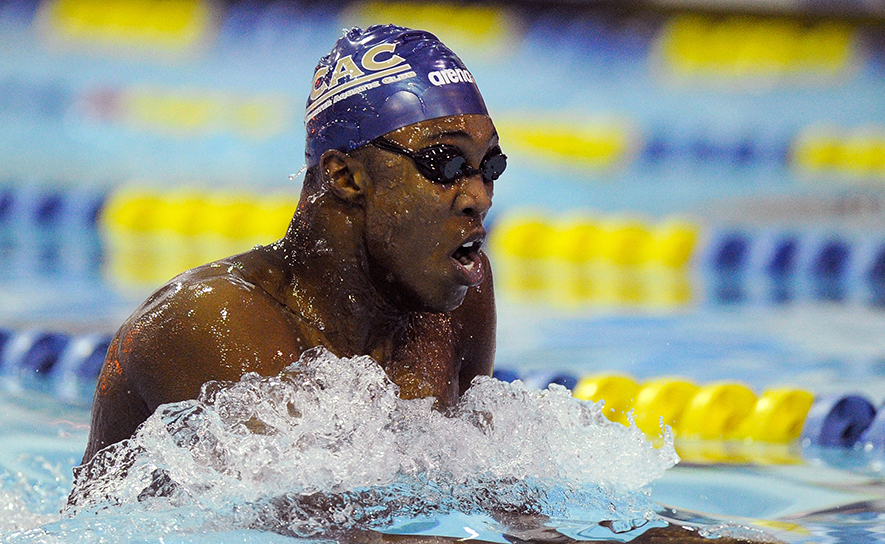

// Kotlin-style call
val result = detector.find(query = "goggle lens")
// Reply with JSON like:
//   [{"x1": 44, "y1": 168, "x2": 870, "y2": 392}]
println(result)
[
  {"x1": 482, "y1": 152, "x2": 507, "y2": 181},
  {"x1": 372, "y1": 138, "x2": 506, "y2": 185}
]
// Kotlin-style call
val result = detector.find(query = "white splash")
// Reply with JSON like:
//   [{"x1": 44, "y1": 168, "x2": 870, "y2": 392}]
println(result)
[{"x1": 64, "y1": 347, "x2": 678, "y2": 537}]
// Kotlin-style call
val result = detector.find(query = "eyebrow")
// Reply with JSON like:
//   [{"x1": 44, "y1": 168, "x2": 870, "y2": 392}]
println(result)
[
  {"x1": 424, "y1": 128, "x2": 500, "y2": 147},
  {"x1": 425, "y1": 128, "x2": 471, "y2": 140}
]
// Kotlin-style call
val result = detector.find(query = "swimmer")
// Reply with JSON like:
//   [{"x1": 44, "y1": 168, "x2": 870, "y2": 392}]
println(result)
[
  {"x1": 79, "y1": 26, "x2": 773, "y2": 544},
  {"x1": 83, "y1": 25, "x2": 501, "y2": 462}
]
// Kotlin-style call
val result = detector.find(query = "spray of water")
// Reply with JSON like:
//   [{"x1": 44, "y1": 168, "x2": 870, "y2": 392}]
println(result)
[
  {"x1": 289, "y1": 164, "x2": 308, "y2": 183},
  {"x1": 64, "y1": 347, "x2": 678, "y2": 538}
]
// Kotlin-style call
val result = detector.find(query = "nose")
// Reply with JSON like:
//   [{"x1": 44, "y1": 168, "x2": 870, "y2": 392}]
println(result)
[{"x1": 454, "y1": 175, "x2": 493, "y2": 218}]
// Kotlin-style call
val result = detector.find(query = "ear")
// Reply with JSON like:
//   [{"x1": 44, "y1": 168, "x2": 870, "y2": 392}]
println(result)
[{"x1": 320, "y1": 149, "x2": 369, "y2": 203}]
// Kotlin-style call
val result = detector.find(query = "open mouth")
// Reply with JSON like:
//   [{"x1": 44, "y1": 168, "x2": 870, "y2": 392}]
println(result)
[{"x1": 451, "y1": 239, "x2": 484, "y2": 286}]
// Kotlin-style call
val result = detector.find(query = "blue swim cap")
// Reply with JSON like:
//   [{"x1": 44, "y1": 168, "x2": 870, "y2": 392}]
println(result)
[{"x1": 305, "y1": 25, "x2": 489, "y2": 168}]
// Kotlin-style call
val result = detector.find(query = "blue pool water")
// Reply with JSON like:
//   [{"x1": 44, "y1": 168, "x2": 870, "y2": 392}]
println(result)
[
  {"x1": 3, "y1": 287, "x2": 885, "y2": 543},
  {"x1": 3, "y1": 1, "x2": 885, "y2": 541}
]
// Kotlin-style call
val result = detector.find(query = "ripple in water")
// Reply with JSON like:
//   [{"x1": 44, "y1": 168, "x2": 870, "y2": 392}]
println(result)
[{"x1": 64, "y1": 347, "x2": 678, "y2": 538}]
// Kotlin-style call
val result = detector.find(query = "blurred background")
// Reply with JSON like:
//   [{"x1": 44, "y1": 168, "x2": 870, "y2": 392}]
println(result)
[
  {"x1": 2, "y1": 0, "x2": 885, "y2": 405},
  {"x1": 5, "y1": 3, "x2": 885, "y2": 538}
]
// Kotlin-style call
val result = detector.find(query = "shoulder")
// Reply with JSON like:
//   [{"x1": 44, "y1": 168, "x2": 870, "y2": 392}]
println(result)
[
  {"x1": 116, "y1": 252, "x2": 309, "y2": 410},
  {"x1": 148, "y1": 258, "x2": 282, "y2": 320},
  {"x1": 126, "y1": 258, "x2": 279, "y2": 337}
]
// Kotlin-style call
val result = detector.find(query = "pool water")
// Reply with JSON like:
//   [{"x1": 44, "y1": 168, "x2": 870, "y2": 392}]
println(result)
[
  {"x1": 3, "y1": 1, "x2": 885, "y2": 541},
  {"x1": 4, "y1": 197, "x2": 885, "y2": 542},
  {"x1": 3, "y1": 300, "x2": 885, "y2": 543},
  {"x1": 8, "y1": 348, "x2": 682, "y2": 543}
]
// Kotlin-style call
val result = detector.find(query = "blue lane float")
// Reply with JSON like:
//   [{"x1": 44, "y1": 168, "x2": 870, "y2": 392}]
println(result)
[
  {"x1": 708, "y1": 231, "x2": 750, "y2": 273},
  {"x1": 746, "y1": 231, "x2": 800, "y2": 278},
  {"x1": 520, "y1": 370, "x2": 579, "y2": 391},
  {"x1": 0, "y1": 184, "x2": 107, "y2": 279},
  {"x1": 1, "y1": 330, "x2": 67, "y2": 379},
  {"x1": 810, "y1": 238, "x2": 852, "y2": 280},
  {"x1": 50, "y1": 333, "x2": 113, "y2": 400},
  {"x1": 0, "y1": 327, "x2": 10, "y2": 355},
  {"x1": 867, "y1": 244, "x2": 885, "y2": 282},
  {"x1": 491, "y1": 368, "x2": 520, "y2": 383},
  {"x1": 702, "y1": 228, "x2": 885, "y2": 308},
  {"x1": 16, "y1": 331, "x2": 70, "y2": 376},
  {"x1": 0, "y1": 328, "x2": 112, "y2": 399},
  {"x1": 638, "y1": 128, "x2": 791, "y2": 169},
  {"x1": 493, "y1": 368, "x2": 579, "y2": 391},
  {"x1": 706, "y1": 230, "x2": 862, "y2": 279},
  {"x1": 859, "y1": 404, "x2": 885, "y2": 449},
  {"x1": 0, "y1": 185, "x2": 106, "y2": 229},
  {"x1": 801, "y1": 394, "x2": 877, "y2": 448}
]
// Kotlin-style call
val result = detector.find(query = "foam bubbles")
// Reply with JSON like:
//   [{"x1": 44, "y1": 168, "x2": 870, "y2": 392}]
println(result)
[
  {"x1": 0, "y1": 487, "x2": 59, "y2": 533},
  {"x1": 65, "y1": 347, "x2": 678, "y2": 537}
]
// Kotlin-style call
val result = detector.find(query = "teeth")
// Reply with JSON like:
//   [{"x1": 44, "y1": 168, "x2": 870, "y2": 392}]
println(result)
[{"x1": 454, "y1": 239, "x2": 482, "y2": 270}]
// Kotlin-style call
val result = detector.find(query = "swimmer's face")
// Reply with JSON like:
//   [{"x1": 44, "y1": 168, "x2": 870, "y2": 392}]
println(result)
[{"x1": 360, "y1": 114, "x2": 499, "y2": 312}]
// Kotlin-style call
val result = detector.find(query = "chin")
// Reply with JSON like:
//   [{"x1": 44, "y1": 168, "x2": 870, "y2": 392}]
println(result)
[
  {"x1": 401, "y1": 281, "x2": 467, "y2": 313},
  {"x1": 382, "y1": 266, "x2": 469, "y2": 313},
  {"x1": 426, "y1": 286, "x2": 469, "y2": 313}
]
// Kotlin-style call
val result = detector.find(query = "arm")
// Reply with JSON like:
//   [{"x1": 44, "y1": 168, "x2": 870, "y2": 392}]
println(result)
[
  {"x1": 453, "y1": 251, "x2": 496, "y2": 396},
  {"x1": 83, "y1": 331, "x2": 152, "y2": 462}
]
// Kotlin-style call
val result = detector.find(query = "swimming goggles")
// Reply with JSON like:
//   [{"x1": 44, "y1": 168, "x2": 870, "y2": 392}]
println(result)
[{"x1": 370, "y1": 137, "x2": 507, "y2": 185}]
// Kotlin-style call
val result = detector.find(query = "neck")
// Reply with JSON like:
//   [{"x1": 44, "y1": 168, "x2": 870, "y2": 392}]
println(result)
[{"x1": 274, "y1": 194, "x2": 409, "y2": 360}]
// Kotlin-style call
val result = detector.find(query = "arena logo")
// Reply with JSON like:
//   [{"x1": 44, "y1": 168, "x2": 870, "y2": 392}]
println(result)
[
  {"x1": 427, "y1": 68, "x2": 475, "y2": 87},
  {"x1": 306, "y1": 43, "x2": 415, "y2": 121}
]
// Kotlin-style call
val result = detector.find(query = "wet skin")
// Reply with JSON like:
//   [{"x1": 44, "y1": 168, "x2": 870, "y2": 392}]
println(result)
[{"x1": 83, "y1": 114, "x2": 498, "y2": 462}]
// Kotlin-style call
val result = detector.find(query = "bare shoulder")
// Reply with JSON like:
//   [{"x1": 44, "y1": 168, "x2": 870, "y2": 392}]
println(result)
[
  {"x1": 116, "y1": 251, "x2": 310, "y2": 412},
  {"x1": 451, "y1": 251, "x2": 496, "y2": 394}
]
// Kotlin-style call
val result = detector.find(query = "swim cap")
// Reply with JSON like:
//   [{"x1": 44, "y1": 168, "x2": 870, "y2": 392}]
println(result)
[{"x1": 305, "y1": 25, "x2": 489, "y2": 168}]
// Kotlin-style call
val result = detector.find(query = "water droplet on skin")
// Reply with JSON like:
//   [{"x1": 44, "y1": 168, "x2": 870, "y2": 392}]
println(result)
[
  {"x1": 313, "y1": 239, "x2": 332, "y2": 255},
  {"x1": 307, "y1": 189, "x2": 325, "y2": 204},
  {"x1": 289, "y1": 165, "x2": 308, "y2": 182}
]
